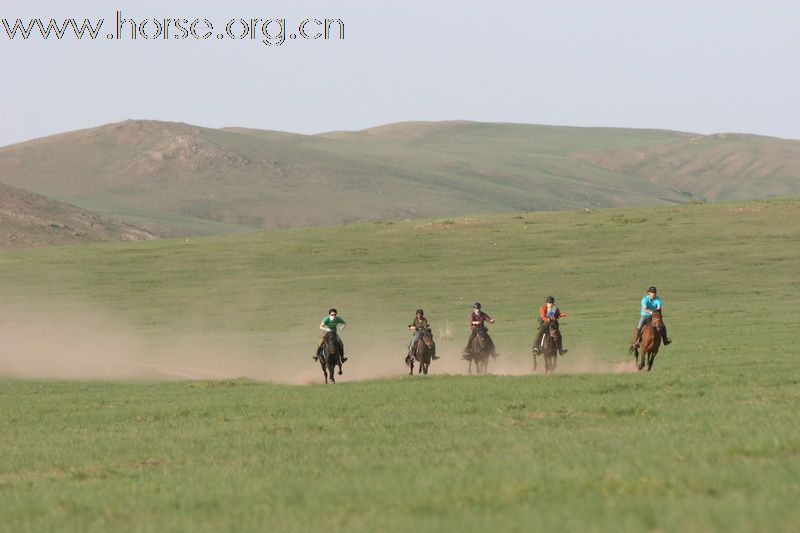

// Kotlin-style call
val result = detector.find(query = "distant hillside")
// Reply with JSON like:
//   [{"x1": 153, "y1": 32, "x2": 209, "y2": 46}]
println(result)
[
  {"x1": 0, "y1": 182, "x2": 156, "y2": 249},
  {"x1": 0, "y1": 120, "x2": 797, "y2": 236}
]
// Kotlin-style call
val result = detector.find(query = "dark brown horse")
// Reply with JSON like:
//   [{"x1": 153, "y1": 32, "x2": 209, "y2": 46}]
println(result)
[
  {"x1": 467, "y1": 326, "x2": 494, "y2": 375},
  {"x1": 532, "y1": 321, "x2": 561, "y2": 374},
  {"x1": 408, "y1": 328, "x2": 436, "y2": 375},
  {"x1": 629, "y1": 311, "x2": 662, "y2": 371},
  {"x1": 319, "y1": 331, "x2": 344, "y2": 383}
]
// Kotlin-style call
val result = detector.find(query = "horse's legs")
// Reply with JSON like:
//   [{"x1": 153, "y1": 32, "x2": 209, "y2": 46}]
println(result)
[
  {"x1": 320, "y1": 348, "x2": 329, "y2": 383},
  {"x1": 647, "y1": 352, "x2": 656, "y2": 371}
]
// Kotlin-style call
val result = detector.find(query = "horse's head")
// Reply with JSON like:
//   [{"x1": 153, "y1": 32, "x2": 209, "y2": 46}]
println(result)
[
  {"x1": 323, "y1": 330, "x2": 337, "y2": 346},
  {"x1": 650, "y1": 310, "x2": 662, "y2": 328},
  {"x1": 421, "y1": 327, "x2": 434, "y2": 347},
  {"x1": 475, "y1": 326, "x2": 487, "y2": 347}
]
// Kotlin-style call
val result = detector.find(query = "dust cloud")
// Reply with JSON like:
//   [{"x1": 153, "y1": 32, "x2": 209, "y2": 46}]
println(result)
[{"x1": 0, "y1": 302, "x2": 636, "y2": 384}]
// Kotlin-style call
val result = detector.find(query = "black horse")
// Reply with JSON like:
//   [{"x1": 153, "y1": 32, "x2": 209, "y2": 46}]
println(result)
[
  {"x1": 319, "y1": 331, "x2": 344, "y2": 383},
  {"x1": 532, "y1": 321, "x2": 560, "y2": 374},
  {"x1": 407, "y1": 327, "x2": 436, "y2": 375},
  {"x1": 467, "y1": 326, "x2": 495, "y2": 375}
]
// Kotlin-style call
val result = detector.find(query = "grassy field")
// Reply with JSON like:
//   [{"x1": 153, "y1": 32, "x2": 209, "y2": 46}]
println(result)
[{"x1": 1, "y1": 199, "x2": 799, "y2": 531}]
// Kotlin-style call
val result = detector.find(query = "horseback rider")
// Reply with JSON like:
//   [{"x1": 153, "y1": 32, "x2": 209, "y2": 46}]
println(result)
[
  {"x1": 406, "y1": 309, "x2": 439, "y2": 361},
  {"x1": 463, "y1": 302, "x2": 496, "y2": 359},
  {"x1": 315, "y1": 308, "x2": 348, "y2": 362},
  {"x1": 532, "y1": 296, "x2": 568, "y2": 356},
  {"x1": 632, "y1": 287, "x2": 671, "y2": 347}
]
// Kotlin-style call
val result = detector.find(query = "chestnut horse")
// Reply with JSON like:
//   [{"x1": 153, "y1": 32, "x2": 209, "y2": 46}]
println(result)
[
  {"x1": 408, "y1": 327, "x2": 436, "y2": 375},
  {"x1": 630, "y1": 310, "x2": 662, "y2": 371},
  {"x1": 319, "y1": 331, "x2": 344, "y2": 383}
]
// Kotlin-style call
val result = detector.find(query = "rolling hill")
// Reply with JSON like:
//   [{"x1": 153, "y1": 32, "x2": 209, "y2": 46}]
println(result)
[
  {"x1": 1, "y1": 120, "x2": 798, "y2": 238},
  {"x1": 0, "y1": 181, "x2": 156, "y2": 248}
]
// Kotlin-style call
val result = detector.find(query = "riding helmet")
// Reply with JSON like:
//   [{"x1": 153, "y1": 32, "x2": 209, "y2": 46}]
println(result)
[
  {"x1": 416, "y1": 308, "x2": 424, "y2": 315},
  {"x1": 647, "y1": 286, "x2": 657, "y2": 293},
  {"x1": 328, "y1": 308, "x2": 338, "y2": 314},
  {"x1": 473, "y1": 302, "x2": 481, "y2": 309},
  {"x1": 546, "y1": 296, "x2": 555, "y2": 303}
]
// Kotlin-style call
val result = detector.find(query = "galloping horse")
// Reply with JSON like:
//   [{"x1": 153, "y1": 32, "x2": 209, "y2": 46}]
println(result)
[
  {"x1": 319, "y1": 331, "x2": 344, "y2": 383},
  {"x1": 532, "y1": 321, "x2": 561, "y2": 374},
  {"x1": 408, "y1": 327, "x2": 436, "y2": 375},
  {"x1": 468, "y1": 326, "x2": 494, "y2": 375},
  {"x1": 629, "y1": 310, "x2": 662, "y2": 371}
]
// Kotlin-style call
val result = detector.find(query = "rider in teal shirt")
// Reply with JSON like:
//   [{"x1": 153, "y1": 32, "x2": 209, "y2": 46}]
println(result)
[{"x1": 633, "y1": 287, "x2": 671, "y2": 347}]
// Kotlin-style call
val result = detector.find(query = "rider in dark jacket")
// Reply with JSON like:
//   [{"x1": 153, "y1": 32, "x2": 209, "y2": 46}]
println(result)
[{"x1": 464, "y1": 302, "x2": 496, "y2": 359}]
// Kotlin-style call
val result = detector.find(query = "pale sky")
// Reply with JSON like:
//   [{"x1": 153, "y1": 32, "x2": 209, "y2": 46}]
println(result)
[{"x1": 2, "y1": 0, "x2": 799, "y2": 147}]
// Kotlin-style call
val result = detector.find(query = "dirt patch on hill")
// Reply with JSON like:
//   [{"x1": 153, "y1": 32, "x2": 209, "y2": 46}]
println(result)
[{"x1": 0, "y1": 182, "x2": 157, "y2": 249}]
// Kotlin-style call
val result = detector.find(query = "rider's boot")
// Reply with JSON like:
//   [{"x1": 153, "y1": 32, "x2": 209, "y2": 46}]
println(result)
[
  {"x1": 532, "y1": 333, "x2": 543, "y2": 355},
  {"x1": 341, "y1": 354, "x2": 348, "y2": 363},
  {"x1": 631, "y1": 328, "x2": 642, "y2": 347},
  {"x1": 313, "y1": 346, "x2": 321, "y2": 361},
  {"x1": 659, "y1": 326, "x2": 672, "y2": 345},
  {"x1": 557, "y1": 337, "x2": 568, "y2": 356},
  {"x1": 432, "y1": 348, "x2": 440, "y2": 360}
]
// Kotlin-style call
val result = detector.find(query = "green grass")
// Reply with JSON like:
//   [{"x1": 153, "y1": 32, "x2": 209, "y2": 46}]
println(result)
[
  {"x1": 1, "y1": 373, "x2": 798, "y2": 532},
  {"x1": 1, "y1": 199, "x2": 799, "y2": 531}
]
